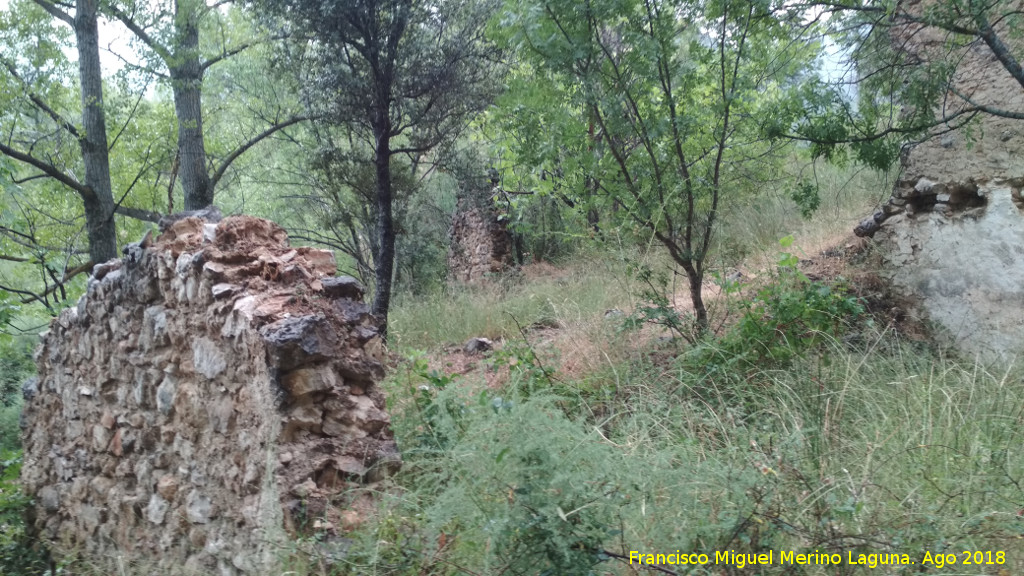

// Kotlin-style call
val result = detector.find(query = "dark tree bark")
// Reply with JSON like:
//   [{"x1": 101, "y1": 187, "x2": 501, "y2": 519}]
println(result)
[
  {"x1": 14, "y1": 0, "x2": 120, "y2": 264},
  {"x1": 261, "y1": 0, "x2": 500, "y2": 339},
  {"x1": 74, "y1": 0, "x2": 117, "y2": 263},
  {"x1": 372, "y1": 132, "x2": 395, "y2": 334},
  {"x1": 171, "y1": 13, "x2": 213, "y2": 211}
]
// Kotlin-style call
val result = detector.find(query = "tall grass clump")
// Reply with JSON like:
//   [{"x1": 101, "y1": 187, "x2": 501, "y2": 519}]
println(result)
[
  {"x1": 0, "y1": 402, "x2": 21, "y2": 454},
  {"x1": 353, "y1": 323, "x2": 1023, "y2": 575},
  {"x1": 715, "y1": 163, "x2": 891, "y2": 265},
  {"x1": 1, "y1": 450, "x2": 52, "y2": 575},
  {"x1": 389, "y1": 257, "x2": 629, "y2": 350},
  {"x1": 684, "y1": 341, "x2": 1024, "y2": 567}
]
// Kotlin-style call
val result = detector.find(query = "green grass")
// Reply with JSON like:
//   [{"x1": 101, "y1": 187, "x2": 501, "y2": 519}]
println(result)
[
  {"x1": 332, "y1": 161, "x2": 1021, "y2": 573},
  {"x1": 714, "y1": 162, "x2": 892, "y2": 264},
  {"x1": 361, "y1": 331, "x2": 1024, "y2": 576},
  {"x1": 389, "y1": 255, "x2": 633, "y2": 351},
  {"x1": 9, "y1": 163, "x2": 1024, "y2": 575},
  {"x1": 389, "y1": 161, "x2": 892, "y2": 354}
]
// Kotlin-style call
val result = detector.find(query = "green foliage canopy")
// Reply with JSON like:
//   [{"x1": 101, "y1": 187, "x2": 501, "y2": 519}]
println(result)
[{"x1": 491, "y1": 0, "x2": 823, "y2": 328}]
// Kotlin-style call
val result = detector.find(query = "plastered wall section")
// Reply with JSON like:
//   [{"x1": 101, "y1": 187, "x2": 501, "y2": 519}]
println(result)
[{"x1": 874, "y1": 0, "x2": 1024, "y2": 359}]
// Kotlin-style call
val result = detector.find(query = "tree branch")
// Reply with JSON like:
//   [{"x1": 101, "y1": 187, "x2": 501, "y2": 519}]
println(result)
[
  {"x1": 114, "y1": 205, "x2": 162, "y2": 223},
  {"x1": 0, "y1": 56, "x2": 83, "y2": 141},
  {"x1": 105, "y1": 5, "x2": 172, "y2": 62},
  {"x1": 200, "y1": 33, "x2": 289, "y2": 72},
  {"x1": 209, "y1": 115, "x2": 310, "y2": 188},
  {"x1": 972, "y1": 8, "x2": 1024, "y2": 91},
  {"x1": 108, "y1": 79, "x2": 151, "y2": 152},
  {"x1": 21, "y1": 260, "x2": 93, "y2": 306},
  {"x1": 0, "y1": 141, "x2": 94, "y2": 200},
  {"x1": 948, "y1": 86, "x2": 1024, "y2": 120},
  {"x1": 31, "y1": 0, "x2": 73, "y2": 25}
]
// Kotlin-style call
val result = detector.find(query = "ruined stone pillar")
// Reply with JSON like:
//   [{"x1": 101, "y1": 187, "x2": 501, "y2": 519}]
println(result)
[
  {"x1": 447, "y1": 180, "x2": 517, "y2": 283},
  {"x1": 20, "y1": 215, "x2": 399, "y2": 574}
]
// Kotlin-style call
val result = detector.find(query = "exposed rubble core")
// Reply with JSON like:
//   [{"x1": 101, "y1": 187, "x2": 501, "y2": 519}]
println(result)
[
  {"x1": 857, "y1": 0, "x2": 1024, "y2": 359},
  {"x1": 447, "y1": 183, "x2": 517, "y2": 283},
  {"x1": 20, "y1": 215, "x2": 399, "y2": 574}
]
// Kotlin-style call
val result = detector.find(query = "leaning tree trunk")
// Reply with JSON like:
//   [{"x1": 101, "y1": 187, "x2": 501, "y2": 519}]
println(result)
[
  {"x1": 680, "y1": 261, "x2": 708, "y2": 332},
  {"x1": 371, "y1": 128, "x2": 396, "y2": 339},
  {"x1": 172, "y1": 13, "x2": 213, "y2": 211},
  {"x1": 75, "y1": 0, "x2": 117, "y2": 264}
]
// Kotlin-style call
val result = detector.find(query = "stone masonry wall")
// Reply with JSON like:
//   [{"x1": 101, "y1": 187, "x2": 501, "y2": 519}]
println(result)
[
  {"x1": 19, "y1": 215, "x2": 398, "y2": 574},
  {"x1": 857, "y1": 0, "x2": 1024, "y2": 359},
  {"x1": 447, "y1": 192, "x2": 516, "y2": 283}
]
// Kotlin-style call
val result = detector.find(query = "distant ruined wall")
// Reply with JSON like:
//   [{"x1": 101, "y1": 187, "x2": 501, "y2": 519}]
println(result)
[
  {"x1": 864, "y1": 0, "x2": 1024, "y2": 359},
  {"x1": 447, "y1": 187, "x2": 516, "y2": 283},
  {"x1": 20, "y1": 215, "x2": 399, "y2": 574}
]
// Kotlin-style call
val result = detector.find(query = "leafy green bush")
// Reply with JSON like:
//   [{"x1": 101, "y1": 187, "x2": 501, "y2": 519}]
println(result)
[
  {"x1": 363, "y1": 296, "x2": 1024, "y2": 576},
  {"x1": 710, "y1": 236, "x2": 866, "y2": 369},
  {"x1": 723, "y1": 274, "x2": 864, "y2": 365},
  {"x1": 0, "y1": 451, "x2": 51, "y2": 575},
  {"x1": 0, "y1": 335, "x2": 33, "y2": 454},
  {"x1": 0, "y1": 336, "x2": 34, "y2": 409},
  {"x1": 621, "y1": 263, "x2": 696, "y2": 343}
]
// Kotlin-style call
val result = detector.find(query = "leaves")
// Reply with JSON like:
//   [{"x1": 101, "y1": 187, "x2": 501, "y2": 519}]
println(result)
[{"x1": 491, "y1": 0, "x2": 823, "y2": 328}]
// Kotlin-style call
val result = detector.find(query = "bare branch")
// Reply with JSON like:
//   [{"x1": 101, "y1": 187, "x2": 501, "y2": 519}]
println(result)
[
  {"x1": 210, "y1": 116, "x2": 311, "y2": 188},
  {"x1": 0, "y1": 141, "x2": 94, "y2": 200},
  {"x1": 30, "y1": 0, "x2": 73, "y2": 25},
  {"x1": 14, "y1": 260, "x2": 94, "y2": 306},
  {"x1": 114, "y1": 205, "x2": 162, "y2": 223},
  {"x1": 200, "y1": 33, "x2": 290, "y2": 72},
  {"x1": 0, "y1": 56, "x2": 83, "y2": 141},
  {"x1": 105, "y1": 5, "x2": 172, "y2": 62}
]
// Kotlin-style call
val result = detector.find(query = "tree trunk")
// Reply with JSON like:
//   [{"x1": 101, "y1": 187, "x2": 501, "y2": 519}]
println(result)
[
  {"x1": 372, "y1": 130, "x2": 396, "y2": 339},
  {"x1": 75, "y1": 0, "x2": 117, "y2": 264},
  {"x1": 172, "y1": 10, "x2": 212, "y2": 211},
  {"x1": 680, "y1": 261, "x2": 708, "y2": 332}
]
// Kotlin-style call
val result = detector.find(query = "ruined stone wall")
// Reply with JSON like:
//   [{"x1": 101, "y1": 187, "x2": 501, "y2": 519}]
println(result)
[
  {"x1": 20, "y1": 215, "x2": 398, "y2": 574},
  {"x1": 447, "y1": 190, "x2": 516, "y2": 283},
  {"x1": 864, "y1": 0, "x2": 1024, "y2": 359}
]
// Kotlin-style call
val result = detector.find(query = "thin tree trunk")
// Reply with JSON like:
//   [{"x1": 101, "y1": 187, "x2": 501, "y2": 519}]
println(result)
[
  {"x1": 75, "y1": 0, "x2": 117, "y2": 263},
  {"x1": 680, "y1": 261, "x2": 708, "y2": 332},
  {"x1": 172, "y1": 9, "x2": 212, "y2": 211},
  {"x1": 586, "y1": 115, "x2": 601, "y2": 236},
  {"x1": 372, "y1": 130, "x2": 395, "y2": 338}
]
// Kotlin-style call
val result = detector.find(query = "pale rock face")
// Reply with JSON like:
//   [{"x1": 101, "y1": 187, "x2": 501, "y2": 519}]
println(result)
[
  {"x1": 185, "y1": 490, "x2": 214, "y2": 524},
  {"x1": 20, "y1": 215, "x2": 399, "y2": 574},
  {"x1": 147, "y1": 493, "x2": 169, "y2": 525},
  {"x1": 192, "y1": 337, "x2": 227, "y2": 379}
]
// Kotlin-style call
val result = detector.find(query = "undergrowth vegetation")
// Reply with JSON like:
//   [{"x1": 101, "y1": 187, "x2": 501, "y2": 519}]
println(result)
[
  {"x1": 388, "y1": 254, "x2": 630, "y2": 350},
  {"x1": 311, "y1": 255, "x2": 1024, "y2": 575},
  {"x1": 3, "y1": 164, "x2": 1022, "y2": 576}
]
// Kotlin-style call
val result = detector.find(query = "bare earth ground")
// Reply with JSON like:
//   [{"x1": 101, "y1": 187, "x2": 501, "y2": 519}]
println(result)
[{"x1": 416, "y1": 234, "x2": 926, "y2": 391}]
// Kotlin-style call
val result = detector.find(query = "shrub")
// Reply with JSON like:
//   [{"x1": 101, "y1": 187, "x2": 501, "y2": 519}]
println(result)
[
  {"x1": 370, "y1": 322, "x2": 1024, "y2": 576},
  {"x1": 705, "y1": 236, "x2": 866, "y2": 371},
  {"x1": 0, "y1": 451, "x2": 51, "y2": 575}
]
